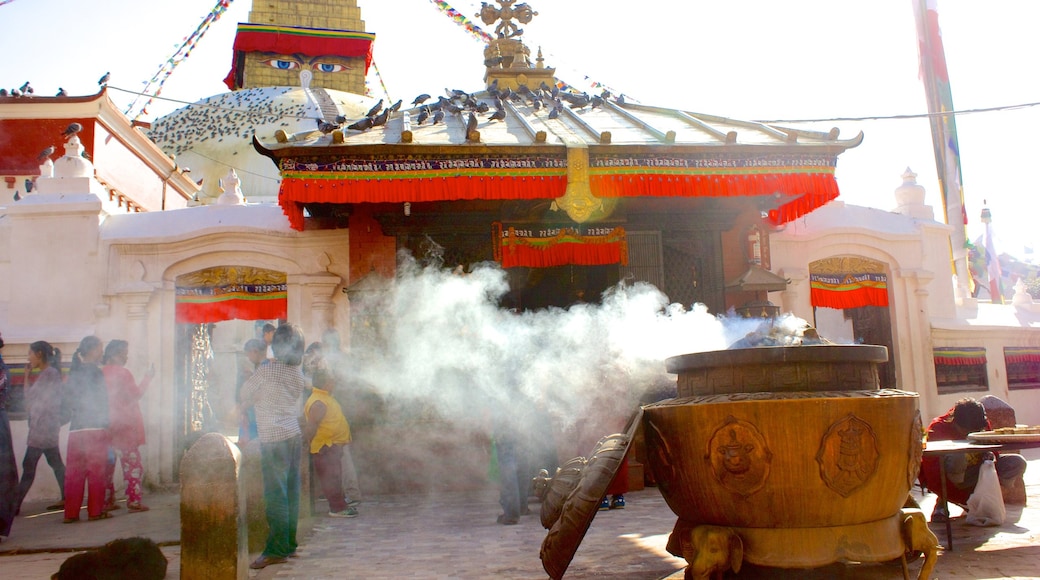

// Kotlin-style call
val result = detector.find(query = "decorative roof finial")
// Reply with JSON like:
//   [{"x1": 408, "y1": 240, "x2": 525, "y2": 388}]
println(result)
[{"x1": 477, "y1": 1, "x2": 538, "y2": 39}]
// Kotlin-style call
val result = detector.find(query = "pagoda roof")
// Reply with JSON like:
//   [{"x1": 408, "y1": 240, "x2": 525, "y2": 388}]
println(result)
[
  {"x1": 254, "y1": 89, "x2": 862, "y2": 230},
  {"x1": 0, "y1": 89, "x2": 198, "y2": 210},
  {"x1": 255, "y1": 91, "x2": 862, "y2": 151}
]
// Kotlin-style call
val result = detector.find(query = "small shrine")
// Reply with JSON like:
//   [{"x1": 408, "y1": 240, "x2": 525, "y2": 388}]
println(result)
[{"x1": 254, "y1": 1, "x2": 861, "y2": 313}]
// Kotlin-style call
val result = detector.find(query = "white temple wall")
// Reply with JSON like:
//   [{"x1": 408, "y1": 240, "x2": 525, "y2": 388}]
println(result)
[
  {"x1": 931, "y1": 327, "x2": 1040, "y2": 426},
  {"x1": 770, "y1": 228, "x2": 944, "y2": 418},
  {"x1": 103, "y1": 224, "x2": 350, "y2": 485},
  {"x1": 7, "y1": 199, "x2": 352, "y2": 500}
]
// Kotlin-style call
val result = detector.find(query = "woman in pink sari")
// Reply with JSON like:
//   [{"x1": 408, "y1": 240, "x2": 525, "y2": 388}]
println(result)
[{"x1": 101, "y1": 340, "x2": 154, "y2": 512}]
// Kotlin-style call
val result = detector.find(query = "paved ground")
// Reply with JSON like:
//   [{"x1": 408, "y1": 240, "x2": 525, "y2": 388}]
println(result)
[{"x1": 3, "y1": 450, "x2": 1038, "y2": 579}]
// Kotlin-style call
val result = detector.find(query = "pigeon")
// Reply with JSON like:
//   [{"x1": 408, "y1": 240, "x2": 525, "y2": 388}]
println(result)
[
  {"x1": 316, "y1": 119, "x2": 339, "y2": 134},
  {"x1": 548, "y1": 106, "x2": 561, "y2": 120},
  {"x1": 56, "y1": 87, "x2": 68, "y2": 97},
  {"x1": 484, "y1": 55, "x2": 504, "y2": 68},
  {"x1": 475, "y1": 102, "x2": 490, "y2": 113},
  {"x1": 432, "y1": 110, "x2": 445, "y2": 125},
  {"x1": 0, "y1": 89, "x2": 7, "y2": 97},
  {"x1": 365, "y1": 99, "x2": 383, "y2": 118},
  {"x1": 19, "y1": 81, "x2": 32, "y2": 94},
  {"x1": 488, "y1": 108, "x2": 506, "y2": 122},
  {"x1": 416, "y1": 108, "x2": 430, "y2": 125},
  {"x1": 411, "y1": 93, "x2": 431, "y2": 106},
  {"x1": 62, "y1": 122, "x2": 83, "y2": 137},
  {"x1": 616, "y1": 94, "x2": 626, "y2": 105},
  {"x1": 335, "y1": 114, "x2": 347, "y2": 124},
  {"x1": 466, "y1": 112, "x2": 478, "y2": 135},
  {"x1": 591, "y1": 95, "x2": 604, "y2": 109},
  {"x1": 37, "y1": 146, "x2": 56, "y2": 161},
  {"x1": 98, "y1": 72, "x2": 110, "y2": 86},
  {"x1": 347, "y1": 117, "x2": 373, "y2": 131},
  {"x1": 388, "y1": 99, "x2": 403, "y2": 114},
  {"x1": 371, "y1": 108, "x2": 390, "y2": 127}
]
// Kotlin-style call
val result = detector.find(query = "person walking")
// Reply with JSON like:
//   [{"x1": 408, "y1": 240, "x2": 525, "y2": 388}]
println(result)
[
  {"x1": 240, "y1": 323, "x2": 307, "y2": 570},
  {"x1": 0, "y1": 331, "x2": 19, "y2": 543},
  {"x1": 15, "y1": 341, "x2": 66, "y2": 513},
  {"x1": 63, "y1": 336, "x2": 110, "y2": 523},
  {"x1": 102, "y1": 340, "x2": 154, "y2": 513}
]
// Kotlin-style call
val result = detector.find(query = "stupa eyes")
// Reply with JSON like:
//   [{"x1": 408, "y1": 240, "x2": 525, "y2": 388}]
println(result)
[
  {"x1": 260, "y1": 57, "x2": 350, "y2": 73},
  {"x1": 315, "y1": 62, "x2": 348, "y2": 73},
  {"x1": 263, "y1": 58, "x2": 300, "y2": 70}
]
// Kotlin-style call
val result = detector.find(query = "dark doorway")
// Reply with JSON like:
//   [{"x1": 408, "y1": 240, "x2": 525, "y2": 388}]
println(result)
[{"x1": 505, "y1": 265, "x2": 620, "y2": 311}]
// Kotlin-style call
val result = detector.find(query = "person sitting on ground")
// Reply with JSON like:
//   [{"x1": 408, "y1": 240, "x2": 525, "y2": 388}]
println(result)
[
  {"x1": 919, "y1": 397, "x2": 1028, "y2": 521},
  {"x1": 303, "y1": 368, "x2": 358, "y2": 519}
]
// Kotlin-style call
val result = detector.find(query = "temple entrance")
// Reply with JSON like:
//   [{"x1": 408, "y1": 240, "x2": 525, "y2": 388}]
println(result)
[
  {"x1": 809, "y1": 257, "x2": 896, "y2": 388},
  {"x1": 173, "y1": 266, "x2": 288, "y2": 477},
  {"x1": 505, "y1": 265, "x2": 620, "y2": 311}
]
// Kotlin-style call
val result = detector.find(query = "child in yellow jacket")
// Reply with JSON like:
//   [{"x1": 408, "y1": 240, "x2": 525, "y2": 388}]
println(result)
[{"x1": 303, "y1": 369, "x2": 357, "y2": 518}]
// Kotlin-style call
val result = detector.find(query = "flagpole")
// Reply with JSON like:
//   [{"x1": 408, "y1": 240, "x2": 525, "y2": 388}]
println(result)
[
  {"x1": 912, "y1": 0, "x2": 972, "y2": 297},
  {"x1": 981, "y1": 205, "x2": 1004, "y2": 303}
]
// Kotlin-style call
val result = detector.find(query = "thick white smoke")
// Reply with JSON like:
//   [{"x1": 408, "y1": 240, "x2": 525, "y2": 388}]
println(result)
[{"x1": 336, "y1": 253, "x2": 792, "y2": 433}]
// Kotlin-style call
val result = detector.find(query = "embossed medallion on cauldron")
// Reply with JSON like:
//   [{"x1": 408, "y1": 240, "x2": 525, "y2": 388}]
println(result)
[
  {"x1": 707, "y1": 416, "x2": 772, "y2": 497},
  {"x1": 816, "y1": 413, "x2": 879, "y2": 497}
]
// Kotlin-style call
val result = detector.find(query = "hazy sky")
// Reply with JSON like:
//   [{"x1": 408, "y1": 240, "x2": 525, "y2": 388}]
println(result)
[{"x1": 3, "y1": 0, "x2": 1038, "y2": 258}]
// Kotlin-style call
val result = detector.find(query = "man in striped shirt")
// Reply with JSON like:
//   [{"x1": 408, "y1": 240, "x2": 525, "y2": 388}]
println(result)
[{"x1": 241, "y1": 323, "x2": 307, "y2": 570}]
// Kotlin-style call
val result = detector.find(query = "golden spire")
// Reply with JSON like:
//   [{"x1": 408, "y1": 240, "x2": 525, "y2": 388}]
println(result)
[{"x1": 478, "y1": 2, "x2": 555, "y2": 91}]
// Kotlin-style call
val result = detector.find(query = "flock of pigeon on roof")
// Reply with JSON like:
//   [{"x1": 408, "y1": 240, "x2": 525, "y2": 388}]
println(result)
[
  {"x1": 314, "y1": 80, "x2": 625, "y2": 137},
  {"x1": 0, "y1": 73, "x2": 109, "y2": 99}
]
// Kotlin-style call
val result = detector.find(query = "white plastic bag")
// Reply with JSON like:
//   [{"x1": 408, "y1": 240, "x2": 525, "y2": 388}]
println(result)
[{"x1": 966, "y1": 458, "x2": 1006, "y2": 526}]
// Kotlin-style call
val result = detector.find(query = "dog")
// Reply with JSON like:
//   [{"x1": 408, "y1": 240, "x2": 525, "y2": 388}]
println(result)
[{"x1": 52, "y1": 537, "x2": 167, "y2": 580}]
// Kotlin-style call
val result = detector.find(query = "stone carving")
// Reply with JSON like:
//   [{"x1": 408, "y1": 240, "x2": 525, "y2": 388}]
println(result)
[
  {"x1": 908, "y1": 410, "x2": 924, "y2": 488},
  {"x1": 706, "y1": 417, "x2": 771, "y2": 497},
  {"x1": 816, "y1": 414, "x2": 879, "y2": 497},
  {"x1": 536, "y1": 456, "x2": 586, "y2": 530},
  {"x1": 176, "y1": 266, "x2": 287, "y2": 288},
  {"x1": 646, "y1": 388, "x2": 919, "y2": 409},
  {"x1": 809, "y1": 256, "x2": 886, "y2": 275},
  {"x1": 901, "y1": 508, "x2": 939, "y2": 580},
  {"x1": 666, "y1": 523, "x2": 743, "y2": 580}
]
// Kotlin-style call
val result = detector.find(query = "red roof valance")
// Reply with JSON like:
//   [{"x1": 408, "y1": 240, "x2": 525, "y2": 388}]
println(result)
[
  {"x1": 224, "y1": 24, "x2": 375, "y2": 90},
  {"x1": 176, "y1": 283, "x2": 287, "y2": 324},
  {"x1": 492, "y1": 223, "x2": 628, "y2": 268},
  {"x1": 1004, "y1": 347, "x2": 1040, "y2": 365},
  {"x1": 810, "y1": 273, "x2": 889, "y2": 309},
  {"x1": 275, "y1": 151, "x2": 842, "y2": 231},
  {"x1": 933, "y1": 347, "x2": 987, "y2": 366}
]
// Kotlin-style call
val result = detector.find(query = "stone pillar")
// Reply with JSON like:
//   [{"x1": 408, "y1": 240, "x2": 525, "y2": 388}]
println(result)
[
  {"x1": 180, "y1": 433, "x2": 248, "y2": 580},
  {"x1": 778, "y1": 268, "x2": 809, "y2": 319},
  {"x1": 239, "y1": 440, "x2": 269, "y2": 554}
]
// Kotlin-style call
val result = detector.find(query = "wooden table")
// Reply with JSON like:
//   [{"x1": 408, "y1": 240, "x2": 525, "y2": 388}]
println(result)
[{"x1": 922, "y1": 438, "x2": 1040, "y2": 550}]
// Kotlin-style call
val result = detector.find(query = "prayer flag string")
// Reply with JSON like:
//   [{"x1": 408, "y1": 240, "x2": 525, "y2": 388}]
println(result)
[
  {"x1": 427, "y1": 0, "x2": 494, "y2": 44},
  {"x1": 126, "y1": 0, "x2": 235, "y2": 121}
]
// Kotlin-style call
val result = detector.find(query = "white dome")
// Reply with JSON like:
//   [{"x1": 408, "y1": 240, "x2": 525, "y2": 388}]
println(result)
[{"x1": 147, "y1": 86, "x2": 378, "y2": 201}]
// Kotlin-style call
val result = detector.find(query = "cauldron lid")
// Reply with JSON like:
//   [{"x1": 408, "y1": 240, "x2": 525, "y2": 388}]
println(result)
[
  {"x1": 540, "y1": 409, "x2": 642, "y2": 580},
  {"x1": 666, "y1": 344, "x2": 888, "y2": 374}
]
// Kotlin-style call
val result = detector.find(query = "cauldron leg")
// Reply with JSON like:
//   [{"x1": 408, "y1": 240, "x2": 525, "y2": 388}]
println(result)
[{"x1": 901, "y1": 508, "x2": 939, "y2": 580}]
